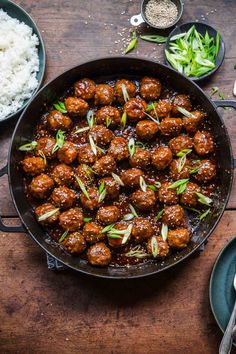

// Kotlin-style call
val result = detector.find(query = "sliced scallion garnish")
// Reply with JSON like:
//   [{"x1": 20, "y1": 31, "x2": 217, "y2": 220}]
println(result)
[
  {"x1": 161, "y1": 223, "x2": 168, "y2": 241},
  {"x1": 129, "y1": 204, "x2": 138, "y2": 217},
  {"x1": 83, "y1": 217, "x2": 92, "y2": 222},
  {"x1": 75, "y1": 175, "x2": 90, "y2": 199},
  {"x1": 140, "y1": 35, "x2": 167, "y2": 43},
  {"x1": 195, "y1": 192, "x2": 213, "y2": 206},
  {"x1": 111, "y1": 172, "x2": 124, "y2": 186},
  {"x1": 168, "y1": 178, "x2": 189, "y2": 195},
  {"x1": 199, "y1": 208, "x2": 211, "y2": 220},
  {"x1": 59, "y1": 230, "x2": 69, "y2": 243},
  {"x1": 154, "y1": 209, "x2": 164, "y2": 222},
  {"x1": 151, "y1": 237, "x2": 159, "y2": 258},
  {"x1": 125, "y1": 245, "x2": 150, "y2": 259},
  {"x1": 53, "y1": 101, "x2": 67, "y2": 113},
  {"x1": 38, "y1": 150, "x2": 47, "y2": 165},
  {"x1": 87, "y1": 110, "x2": 94, "y2": 128},
  {"x1": 75, "y1": 126, "x2": 90, "y2": 134},
  {"x1": 139, "y1": 176, "x2": 147, "y2": 192},
  {"x1": 98, "y1": 181, "x2": 107, "y2": 202},
  {"x1": 176, "y1": 149, "x2": 192, "y2": 157},
  {"x1": 38, "y1": 208, "x2": 59, "y2": 222},
  {"x1": 88, "y1": 135, "x2": 97, "y2": 156},
  {"x1": 52, "y1": 130, "x2": 66, "y2": 154},
  {"x1": 124, "y1": 31, "x2": 137, "y2": 54},
  {"x1": 177, "y1": 107, "x2": 196, "y2": 119},
  {"x1": 19, "y1": 141, "x2": 37, "y2": 151},
  {"x1": 128, "y1": 138, "x2": 135, "y2": 157},
  {"x1": 121, "y1": 111, "x2": 127, "y2": 128}
]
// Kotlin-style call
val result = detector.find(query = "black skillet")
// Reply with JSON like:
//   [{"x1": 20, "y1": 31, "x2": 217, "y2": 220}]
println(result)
[{"x1": 0, "y1": 57, "x2": 235, "y2": 279}]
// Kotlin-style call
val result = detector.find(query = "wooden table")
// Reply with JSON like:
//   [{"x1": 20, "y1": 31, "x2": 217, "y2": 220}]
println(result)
[{"x1": 1, "y1": 0, "x2": 236, "y2": 353}]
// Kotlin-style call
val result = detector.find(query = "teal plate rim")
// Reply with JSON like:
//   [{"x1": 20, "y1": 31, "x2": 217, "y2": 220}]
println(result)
[
  {"x1": 209, "y1": 236, "x2": 236, "y2": 347},
  {"x1": 0, "y1": 0, "x2": 46, "y2": 123}
]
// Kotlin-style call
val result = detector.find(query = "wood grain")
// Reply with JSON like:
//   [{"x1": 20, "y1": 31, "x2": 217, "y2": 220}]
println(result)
[
  {"x1": 1, "y1": 212, "x2": 236, "y2": 354},
  {"x1": 1, "y1": 0, "x2": 236, "y2": 353}
]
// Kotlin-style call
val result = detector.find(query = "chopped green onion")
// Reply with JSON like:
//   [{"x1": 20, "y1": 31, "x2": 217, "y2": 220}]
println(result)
[
  {"x1": 199, "y1": 208, "x2": 211, "y2": 220},
  {"x1": 139, "y1": 176, "x2": 147, "y2": 192},
  {"x1": 98, "y1": 182, "x2": 107, "y2": 202},
  {"x1": 52, "y1": 130, "x2": 66, "y2": 154},
  {"x1": 102, "y1": 223, "x2": 115, "y2": 233},
  {"x1": 154, "y1": 209, "x2": 164, "y2": 222},
  {"x1": 177, "y1": 155, "x2": 186, "y2": 173},
  {"x1": 151, "y1": 237, "x2": 159, "y2": 258},
  {"x1": 176, "y1": 149, "x2": 192, "y2": 157},
  {"x1": 87, "y1": 110, "x2": 94, "y2": 128},
  {"x1": 59, "y1": 230, "x2": 68, "y2": 243},
  {"x1": 83, "y1": 217, "x2": 92, "y2": 222},
  {"x1": 144, "y1": 111, "x2": 160, "y2": 125},
  {"x1": 161, "y1": 223, "x2": 168, "y2": 241},
  {"x1": 123, "y1": 213, "x2": 134, "y2": 221},
  {"x1": 111, "y1": 172, "x2": 124, "y2": 186},
  {"x1": 170, "y1": 32, "x2": 187, "y2": 41},
  {"x1": 121, "y1": 84, "x2": 130, "y2": 102},
  {"x1": 19, "y1": 141, "x2": 37, "y2": 151},
  {"x1": 38, "y1": 150, "x2": 47, "y2": 165},
  {"x1": 147, "y1": 184, "x2": 157, "y2": 192},
  {"x1": 168, "y1": 179, "x2": 189, "y2": 189},
  {"x1": 88, "y1": 135, "x2": 97, "y2": 156},
  {"x1": 75, "y1": 175, "x2": 90, "y2": 199},
  {"x1": 140, "y1": 35, "x2": 167, "y2": 43},
  {"x1": 124, "y1": 31, "x2": 137, "y2": 54},
  {"x1": 121, "y1": 111, "x2": 127, "y2": 128},
  {"x1": 195, "y1": 192, "x2": 213, "y2": 206},
  {"x1": 53, "y1": 101, "x2": 67, "y2": 113},
  {"x1": 128, "y1": 138, "x2": 135, "y2": 157},
  {"x1": 177, "y1": 107, "x2": 196, "y2": 119},
  {"x1": 106, "y1": 117, "x2": 112, "y2": 127},
  {"x1": 38, "y1": 208, "x2": 59, "y2": 222},
  {"x1": 129, "y1": 204, "x2": 138, "y2": 217},
  {"x1": 121, "y1": 224, "x2": 133, "y2": 245},
  {"x1": 125, "y1": 245, "x2": 150, "y2": 258},
  {"x1": 146, "y1": 102, "x2": 157, "y2": 111},
  {"x1": 183, "y1": 206, "x2": 201, "y2": 214},
  {"x1": 107, "y1": 234, "x2": 123, "y2": 239},
  {"x1": 75, "y1": 126, "x2": 90, "y2": 134},
  {"x1": 215, "y1": 31, "x2": 220, "y2": 56},
  {"x1": 190, "y1": 164, "x2": 201, "y2": 175}
]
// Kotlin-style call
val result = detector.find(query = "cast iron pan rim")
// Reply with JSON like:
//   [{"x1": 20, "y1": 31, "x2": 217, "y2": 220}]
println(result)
[
  {"x1": 0, "y1": 0, "x2": 46, "y2": 123},
  {"x1": 7, "y1": 56, "x2": 234, "y2": 279}
]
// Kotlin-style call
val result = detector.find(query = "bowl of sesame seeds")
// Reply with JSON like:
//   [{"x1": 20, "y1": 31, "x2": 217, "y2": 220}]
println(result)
[{"x1": 130, "y1": 0, "x2": 184, "y2": 30}]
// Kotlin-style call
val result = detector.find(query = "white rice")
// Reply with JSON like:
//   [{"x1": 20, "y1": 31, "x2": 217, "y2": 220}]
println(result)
[{"x1": 0, "y1": 10, "x2": 40, "y2": 120}]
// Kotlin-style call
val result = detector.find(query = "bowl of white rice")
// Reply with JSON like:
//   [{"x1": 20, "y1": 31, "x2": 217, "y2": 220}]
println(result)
[{"x1": 0, "y1": 0, "x2": 45, "y2": 123}]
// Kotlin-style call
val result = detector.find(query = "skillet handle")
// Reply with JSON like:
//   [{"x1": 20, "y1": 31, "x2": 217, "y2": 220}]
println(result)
[
  {"x1": 214, "y1": 100, "x2": 236, "y2": 169},
  {"x1": 0, "y1": 164, "x2": 25, "y2": 233}
]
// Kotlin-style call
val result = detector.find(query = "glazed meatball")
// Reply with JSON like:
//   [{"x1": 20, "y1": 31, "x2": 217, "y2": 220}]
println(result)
[
  {"x1": 121, "y1": 168, "x2": 144, "y2": 188},
  {"x1": 94, "y1": 84, "x2": 114, "y2": 105},
  {"x1": 77, "y1": 143, "x2": 103, "y2": 165},
  {"x1": 124, "y1": 98, "x2": 147, "y2": 121},
  {"x1": 193, "y1": 160, "x2": 216, "y2": 183},
  {"x1": 162, "y1": 205, "x2": 185, "y2": 228},
  {"x1": 155, "y1": 99, "x2": 172, "y2": 118},
  {"x1": 183, "y1": 110, "x2": 206, "y2": 134},
  {"x1": 131, "y1": 217, "x2": 153, "y2": 242},
  {"x1": 57, "y1": 141, "x2": 78, "y2": 164},
  {"x1": 59, "y1": 207, "x2": 84, "y2": 231},
  {"x1": 193, "y1": 131, "x2": 214, "y2": 156},
  {"x1": 93, "y1": 155, "x2": 116, "y2": 176},
  {"x1": 108, "y1": 137, "x2": 129, "y2": 161},
  {"x1": 146, "y1": 236, "x2": 169, "y2": 258},
  {"x1": 180, "y1": 182, "x2": 201, "y2": 207},
  {"x1": 87, "y1": 242, "x2": 111, "y2": 266},
  {"x1": 151, "y1": 146, "x2": 173, "y2": 170},
  {"x1": 172, "y1": 94, "x2": 192, "y2": 116},
  {"x1": 158, "y1": 182, "x2": 178, "y2": 205},
  {"x1": 169, "y1": 135, "x2": 193, "y2": 155},
  {"x1": 129, "y1": 147, "x2": 151, "y2": 169},
  {"x1": 62, "y1": 232, "x2": 86, "y2": 254},
  {"x1": 36, "y1": 137, "x2": 56, "y2": 159},
  {"x1": 89, "y1": 125, "x2": 114, "y2": 146},
  {"x1": 80, "y1": 187, "x2": 101, "y2": 211},
  {"x1": 96, "y1": 205, "x2": 121, "y2": 224},
  {"x1": 136, "y1": 120, "x2": 158, "y2": 140},
  {"x1": 130, "y1": 189, "x2": 156, "y2": 211},
  {"x1": 107, "y1": 222, "x2": 130, "y2": 248},
  {"x1": 52, "y1": 163, "x2": 74, "y2": 186},
  {"x1": 65, "y1": 97, "x2": 89, "y2": 116},
  {"x1": 160, "y1": 117, "x2": 183, "y2": 136},
  {"x1": 168, "y1": 228, "x2": 190, "y2": 249},
  {"x1": 99, "y1": 177, "x2": 120, "y2": 200},
  {"x1": 35, "y1": 203, "x2": 60, "y2": 225},
  {"x1": 74, "y1": 78, "x2": 96, "y2": 100},
  {"x1": 21, "y1": 157, "x2": 45, "y2": 176},
  {"x1": 140, "y1": 76, "x2": 162, "y2": 100},
  {"x1": 29, "y1": 173, "x2": 54, "y2": 199},
  {"x1": 51, "y1": 186, "x2": 76, "y2": 209},
  {"x1": 83, "y1": 222, "x2": 105, "y2": 244},
  {"x1": 169, "y1": 159, "x2": 190, "y2": 181},
  {"x1": 74, "y1": 165, "x2": 95, "y2": 186},
  {"x1": 47, "y1": 110, "x2": 72, "y2": 131},
  {"x1": 96, "y1": 106, "x2": 121, "y2": 127},
  {"x1": 114, "y1": 79, "x2": 136, "y2": 104}
]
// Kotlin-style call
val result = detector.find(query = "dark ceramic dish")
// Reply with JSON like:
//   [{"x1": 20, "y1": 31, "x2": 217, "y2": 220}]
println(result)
[
  {"x1": 165, "y1": 22, "x2": 225, "y2": 82},
  {"x1": 0, "y1": 0, "x2": 46, "y2": 123},
  {"x1": 0, "y1": 57, "x2": 235, "y2": 279}
]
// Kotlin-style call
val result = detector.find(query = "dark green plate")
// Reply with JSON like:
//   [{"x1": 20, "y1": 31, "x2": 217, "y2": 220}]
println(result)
[
  {"x1": 209, "y1": 236, "x2": 236, "y2": 346},
  {"x1": 0, "y1": 0, "x2": 46, "y2": 123}
]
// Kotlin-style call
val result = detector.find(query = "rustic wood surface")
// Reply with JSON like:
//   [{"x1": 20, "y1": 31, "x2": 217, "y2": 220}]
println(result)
[{"x1": 1, "y1": 0, "x2": 236, "y2": 353}]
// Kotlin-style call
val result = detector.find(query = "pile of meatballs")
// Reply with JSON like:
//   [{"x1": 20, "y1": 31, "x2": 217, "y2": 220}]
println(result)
[{"x1": 20, "y1": 76, "x2": 216, "y2": 267}]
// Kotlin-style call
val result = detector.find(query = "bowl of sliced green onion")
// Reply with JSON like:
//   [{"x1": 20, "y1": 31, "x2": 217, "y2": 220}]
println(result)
[{"x1": 164, "y1": 22, "x2": 225, "y2": 81}]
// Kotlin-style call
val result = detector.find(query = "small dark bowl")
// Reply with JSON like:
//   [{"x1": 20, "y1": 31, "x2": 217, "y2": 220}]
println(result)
[
  {"x1": 164, "y1": 22, "x2": 225, "y2": 81},
  {"x1": 130, "y1": 0, "x2": 184, "y2": 30},
  {"x1": 0, "y1": 0, "x2": 46, "y2": 123}
]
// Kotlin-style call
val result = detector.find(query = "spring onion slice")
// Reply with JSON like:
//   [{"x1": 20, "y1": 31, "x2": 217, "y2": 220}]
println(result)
[
  {"x1": 102, "y1": 223, "x2": 115, "y2": 233},
  {"x1": 38, "y1": 150, "x2": 47, "y2": 165},
  {"x1": 53, "y1": 101, "x2": 67, "y2": 113},
  {"x1": 176, "y1": 149, "x2": 192, "y2": 157},
  {"x1": 98, "y1": 182, "x2": 107, "y2": 202},
  {"x1": 128, "y1": 138, "x2": 135, "y2": 157},
  {"x1": 168, "y1": 179, "x2": 189, "y2": 190},
  {"x1": 154, "y1": 209, "x2": 164, "y2": 222},
  {"x1": 199, "y1": 208, "x2": 211, "y2": 221},
  {"x1": 144, "y1": 111, "x2": 160, "y2": 125},
  {"x1": 75, "y1": 126, "x2": 90, "y2": 134},
  {"x1": 129, "y1": 204, "x2": 138, "y2": 217},
  {"x1": 124, "y1": 31, "x2": 137, "y2": 54},
  {"x1": 19, "y1": 141, "x2": 37, "y2": 151},
  {"x1": 106, "y1": 117, "x2": 112, "y2": 127},
  {"x1": 161, "y1": 223, "x2": 168, "y2": 241},
  {"x1": 139, "y1": 176, "x2": 147, "y2": 192},
  {"x1": 177, "y1": 107, "x2": 196, "y2": 119},
  {"x1": 38, "y1": 208, "x2": 59, "y2": 222},
  {"x1": 121, "y1": 224, "x2": 133, "y2": 245},
  {"x1": 59, "y1": 230, "x2": 69, "y2": 243},
  {"x1": 88, "y1": 135, "x2": 97, "y2": 156},
  {"x1": 151, "y1": 237, "x2": 159, "y2": 258},
  {"x1": 84, "y1": 217, "x2": 92, "y2": 222},
  {"x1": 121, "y1": 111, "x2": 127, "y2": 128},
  {"x1": 125, "y1": 245, "x2": 150, "y2": 258},
  {"x1": 123, "y1": 213, "x2": 134, "y2": 221},
  {"x1": 111, "y1": 172, "x2": 124, "y2": 186},
  {"x1": 87, "y1": 110, "x2": 94, "y2": 128},
  {"x1": 121, "y1": 84, "x2": 130, "y2": 102},
  {"x1": 52, "y1": 130, "x2": 66, "y2": 154},
  {"x1": 74, "y1": 175, "x2": 90, "y2": 199},
  {"x1": 140, "y1": 35, "x2": 167, "y2": 43},
  {"x1": 195, "y1": 192, "x2": 213, "y2": 206}
]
